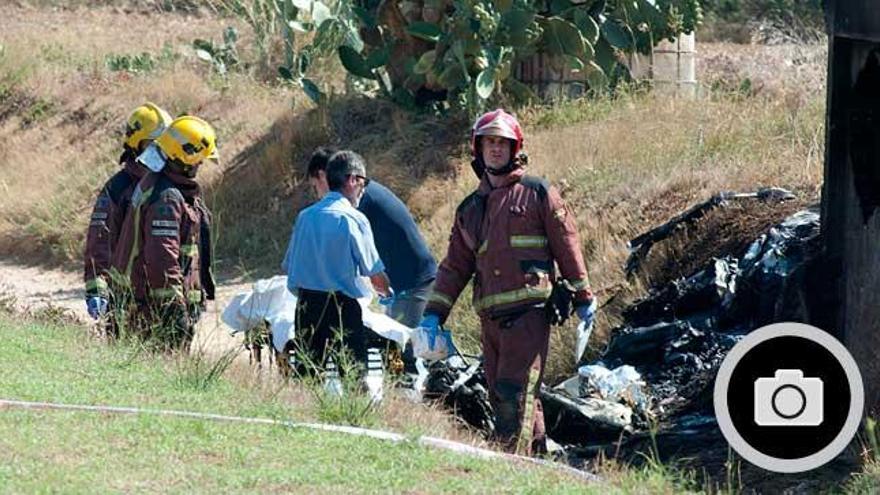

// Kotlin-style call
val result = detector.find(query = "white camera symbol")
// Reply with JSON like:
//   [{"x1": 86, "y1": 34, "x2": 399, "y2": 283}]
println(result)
[{"x1": 754, "y1": 369, "x2": 823, "y2": 426}]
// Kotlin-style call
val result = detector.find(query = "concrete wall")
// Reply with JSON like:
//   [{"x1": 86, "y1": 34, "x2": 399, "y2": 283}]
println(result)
[{"x1": 515, "y1": 32, "x2": 697, "y2": 100}]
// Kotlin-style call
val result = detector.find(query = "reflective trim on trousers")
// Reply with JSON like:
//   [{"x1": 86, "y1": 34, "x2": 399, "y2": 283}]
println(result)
[
  {"x1": 516, "y1": 358, "x2": 542, "y2": 456},
  {"x1": 85, "y1": 277, "x2": 108, "y2": 295},
  {"x1": 474, "y1": 286, "x2": 552, "y2": 313}
]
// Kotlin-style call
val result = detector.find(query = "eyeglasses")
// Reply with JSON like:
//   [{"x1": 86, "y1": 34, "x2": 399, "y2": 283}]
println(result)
[{"x1": 355, "y1": 175, "x2": 370, "y2": 187}]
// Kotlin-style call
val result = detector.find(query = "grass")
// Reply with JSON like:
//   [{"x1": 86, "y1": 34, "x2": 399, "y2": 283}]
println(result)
[
  {"x1": 0, "y1": 316, "x2": 280, "y2": 417},
  {"x1": 0, "y1": 309, "x2": 712, "y2": 493},
  {"x1": 0, "y1": 313, "x2": 589, "y2": 493},
  {"x1": 0, "y1": 409, "x2": 589, "y2": 494}
]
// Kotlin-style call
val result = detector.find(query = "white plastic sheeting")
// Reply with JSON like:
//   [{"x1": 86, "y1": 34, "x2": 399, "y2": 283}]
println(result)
[
  {"x1": 221, "y1": 275, "x2": 413, "y2": 352},
  {"x1": 410, "y1": 326, "x2": 451, "y2": 362},
  {"x1": 578, "y1": 364, "x2": 649, "y2": 413}
]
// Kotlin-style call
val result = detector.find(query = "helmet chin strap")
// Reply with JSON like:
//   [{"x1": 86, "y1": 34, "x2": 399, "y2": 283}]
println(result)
[
  {"x1": 119, "y1": 146, "x2": 137, "y2": 165},
  {"x1": 167, "y1": 160, "x2": 198, "y2": 179},
  {"x1": 485, "y1": 160, "x2": 520, "y2": 176}
]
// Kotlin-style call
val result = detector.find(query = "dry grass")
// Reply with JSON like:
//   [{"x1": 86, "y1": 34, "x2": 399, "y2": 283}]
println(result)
[
  {"x1": 637, "y1": 198, "x2": 811, "y2": 289},
  {"x1": 0, "y1": 5, "x2": 299, "y2": 264},
  {"x1": 216, "y1": 355, "x2": 487, "y2": 445},
  {"x1": 699, "y1": 41, "x2": 827, "y2": 100},
  {"x1": 207, "y1": 96, "x2": 466, "y2": 276}
]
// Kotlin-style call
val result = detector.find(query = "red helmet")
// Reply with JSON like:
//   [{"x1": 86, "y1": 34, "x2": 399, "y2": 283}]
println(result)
[{"x1": 470, "y1": 109, "x2": 524, "y2": 157}]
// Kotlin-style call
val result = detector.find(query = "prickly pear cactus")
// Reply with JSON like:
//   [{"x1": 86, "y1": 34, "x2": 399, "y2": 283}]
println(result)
[{"x1": 282, "y1": 0, "x2": 701, "y2": 113}]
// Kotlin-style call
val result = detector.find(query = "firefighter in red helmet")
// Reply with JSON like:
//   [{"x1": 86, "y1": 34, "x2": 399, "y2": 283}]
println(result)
[{"x1": 421, "y1": 109, "x2": 596, "y2": 455}]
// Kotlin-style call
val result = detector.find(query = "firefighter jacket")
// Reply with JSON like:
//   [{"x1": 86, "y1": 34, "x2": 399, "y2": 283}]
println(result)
[
  {"x1": 426, "y1": 166, "x2": 593, "y2": 323},
  {"x1": 83, "y1": 151, "x2": 144, "y2": 297},
  {"x1": 110, "y1": 169, "x2": 215, "y2": 309}
]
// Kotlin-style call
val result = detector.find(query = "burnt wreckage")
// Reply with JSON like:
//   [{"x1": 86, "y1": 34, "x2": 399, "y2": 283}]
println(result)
[{"x1": 424, "y1": 189, "x2": 823, "y2": 466}]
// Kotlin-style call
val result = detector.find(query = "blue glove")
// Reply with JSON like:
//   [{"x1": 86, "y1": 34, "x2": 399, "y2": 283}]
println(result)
[
  {"x1": 86, "y1": 296, "x2": 109, "y2": 320},
  {"x1": 576, "y1": 298, "x2": 597, "y2": 329},
  {"x1": 378, "y1": 288, "x2": 396, "y2": 307},
  {"x1": 419, "y1": 313, "x2": 441, "y2": 348}
]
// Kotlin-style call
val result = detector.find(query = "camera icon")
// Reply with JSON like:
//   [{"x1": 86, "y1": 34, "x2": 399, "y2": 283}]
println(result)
[{"x1": 754, "y1": 369, "x2": 823, "y2": 426}]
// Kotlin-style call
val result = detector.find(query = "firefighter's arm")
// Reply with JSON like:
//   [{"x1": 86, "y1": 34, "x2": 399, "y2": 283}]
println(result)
[
  {"x1": 543, "y1": 186, "x2": 594, "y2": 306},
  {"x1": 142, "y1": 192, "x2": 186, "y2": 305},
  {"x1": 83, "y1": 191, "x2": 113, "y2": 297},
  {"x1": 425, "y1": 218, "x2": 476, "y2": 324}
]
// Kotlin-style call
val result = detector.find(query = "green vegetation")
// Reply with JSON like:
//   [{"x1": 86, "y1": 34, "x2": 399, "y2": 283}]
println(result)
[
  {"x1": 105, "y1": 44, "x2": 179, "y2": 74},
  {"x1": 0, "y1": 310, "x2": 717, "y2": 493},
  {"x1": 0, "y1": 409, "x2": 589, "y2": 494},
  {"x1": 212, "y1": 0, "x2": 702, "y2": 112},
  {"x1": 0, "y1": 314, "x2": 591, "y2": 492}
]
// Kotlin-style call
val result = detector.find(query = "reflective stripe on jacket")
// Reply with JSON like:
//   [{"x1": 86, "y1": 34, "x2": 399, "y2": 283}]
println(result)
[
  {"x1": 110, "y1": 170, "x2": 214, "y2": 307},
  {"x1": 426, "y1": 167, "x2": 593, "y2": 322}
]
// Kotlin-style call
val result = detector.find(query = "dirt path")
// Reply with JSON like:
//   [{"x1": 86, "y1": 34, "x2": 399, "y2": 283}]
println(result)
[{"x1": 0, "y1": 260, "x2": 255, "y2": 356}]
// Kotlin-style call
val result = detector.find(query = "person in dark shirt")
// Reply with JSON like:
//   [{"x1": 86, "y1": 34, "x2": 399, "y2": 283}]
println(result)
[{"x1": 305, "y1": 147, "x2": 438, "y2": 368}]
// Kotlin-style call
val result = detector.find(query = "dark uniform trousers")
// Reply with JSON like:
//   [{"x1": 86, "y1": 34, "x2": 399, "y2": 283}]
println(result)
[
  {"x1": 481, "y1": 308, "x2": 550, "y2": 455},
  {"x1": 294, "y1": 289, "x2": 367, "y2": 375}
]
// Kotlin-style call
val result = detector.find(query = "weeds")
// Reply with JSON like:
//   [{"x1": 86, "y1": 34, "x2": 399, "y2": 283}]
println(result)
[
  {"x1": 592, "y1": 452, "x2": 701, "y2": 494},
  {"x1": 105, "y1": 52, "x2": 158, "y2": 73},
  {"x1": 174, "y1": 346, "x2": 241, "y2": 391},
  {"x1": 106, "y1": 43, "x2": 178, "y2": 74},
  {"x1": 722, "y1": 447, "x2": 742, "y2": 494},
  {"x1": 842, "y1": 417, "x2": 880, "y2": 493},
  {"x1": 0, "y1": 50, "x2": 34, "y2": 106},
  {"x1": 291, "y1": 325, "x2": 381, "y2": 428},
  {"x1": 39, "y1": 42, "x2": 89, "y2": 69},
  {"x1": 29, "y1": 302, "x2": 78, "y2": 325},
  {"x1": 21, "y1": 96, "x2": 55, "y2": 126},
  {"x1": 193, "y1": 27, "x2": 241, "y2": 76},
  {"x1": 0, "y1": 291, "x2": 16, "y2": 313}
]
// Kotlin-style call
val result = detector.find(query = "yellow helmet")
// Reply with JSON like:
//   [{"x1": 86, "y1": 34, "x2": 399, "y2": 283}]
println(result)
[
  {"x1": 154, "y1": 115, "x2": 219, "y2": 167},
  {"x1": 124, "y1": 102, "x2": 172, "y2": 151}
]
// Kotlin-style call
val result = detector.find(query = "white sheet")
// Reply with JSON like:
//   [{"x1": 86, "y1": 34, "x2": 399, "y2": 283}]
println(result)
[{"x1": 222, "y1": 275, "x2": 413, "y2": 352}]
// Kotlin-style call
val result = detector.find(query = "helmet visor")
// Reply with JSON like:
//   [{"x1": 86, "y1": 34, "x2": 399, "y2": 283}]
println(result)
[
  {"x1": 137, "y1": 143, "x2": 167, "y2": 173},
  {"x1": 474, "y1": 120, "x2": 519, "y2": 142}
]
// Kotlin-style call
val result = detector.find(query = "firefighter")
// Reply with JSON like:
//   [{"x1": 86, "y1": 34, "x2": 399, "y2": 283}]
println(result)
[
  {"x1": 420, "y1": 109, "x2": 597, "y2": 455},
  {"x1": 83, "y1": 102, "x2": 172, "y2": 335},
  {"x1": 111, "y1": 115, "x2": 218, "y2": 351}
]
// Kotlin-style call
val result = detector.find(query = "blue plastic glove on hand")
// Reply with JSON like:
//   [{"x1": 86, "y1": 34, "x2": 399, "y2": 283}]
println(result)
[
  {"x1": 576, "y1": 298, "x2": 598, "y2": 329},
  {"x1": 419, "y1": 313, "x2": 441, "y2": 348},
  {"x1": 378, "y1": 288, "x2": 396, "y2": 307},
  {"x1": 86, "y1": 296, "x2": 109, "y2": 320}
]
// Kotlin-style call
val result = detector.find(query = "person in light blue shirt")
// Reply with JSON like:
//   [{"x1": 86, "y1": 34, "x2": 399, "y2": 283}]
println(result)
[
  {"x1": 305, "y1": 146, "x2": 437, "y2": 373},
  {"x1": 281, "y1": 151, "x2": 392, "y2": 374}
]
